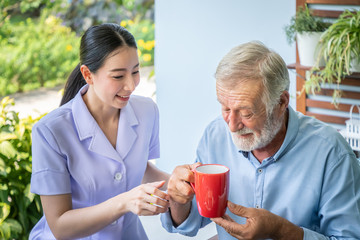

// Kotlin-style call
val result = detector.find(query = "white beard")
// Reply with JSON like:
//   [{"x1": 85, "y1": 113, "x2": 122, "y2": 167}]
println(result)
[{"x1": 230, "y1": 111, "x2": 283, "y2": 152}]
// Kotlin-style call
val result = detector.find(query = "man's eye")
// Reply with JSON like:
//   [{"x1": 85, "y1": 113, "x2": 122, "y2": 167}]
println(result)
[
  {"x1": 113, "y1": 76, "x2": 124, "y2": 79},
  {"x1": 241, "y1": 113, "x2": 253, "y2": 119},
  {"x1": 132, "y1": 71, "x2": 139, "y2": 75}
]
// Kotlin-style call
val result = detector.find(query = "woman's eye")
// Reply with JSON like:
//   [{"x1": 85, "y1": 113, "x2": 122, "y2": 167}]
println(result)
[
  {"x1": 113, "y1": 75, "x2": 124, "y2": 79},
  {"x1": 132, "y1": 70, "x2": 139, "y2": 75}
]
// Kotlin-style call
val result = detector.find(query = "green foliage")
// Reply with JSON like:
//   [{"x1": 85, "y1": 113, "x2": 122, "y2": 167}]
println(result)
[
  {"x1": 0, "y1": 11, "x2": 79, "y2": 96},
  {"x1": 0, "y1": 97, "x2": 44, "y2": 239},
  {"x1": 285, "y1": 6, "x2": 331, "y2": 44},
  {"x1": 59, "y1": 0, "x2": 155, "y2": 66},
  {"x1": 0, "y1": 0, "x2": 64, "y2": 24},
  {"x1": 122, "y1": 16, "x2": 155, "y2": 66},
  {"x1": 62, "y1": 0, "x2": 154, "y2": 34},
  {"x1": 0, "y1": 0, "x2": 155, "y2": 96},
  {"x1": 308, "y1": 10, "x2": 360, "y2": 105}
]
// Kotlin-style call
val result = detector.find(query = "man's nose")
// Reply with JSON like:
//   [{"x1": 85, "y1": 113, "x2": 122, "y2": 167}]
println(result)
[{"x1": 228, "y1": 112, "x2": 244, "y2": 132}]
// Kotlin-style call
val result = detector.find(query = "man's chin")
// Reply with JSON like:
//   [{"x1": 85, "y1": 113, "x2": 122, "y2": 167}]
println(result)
[{"x1": 232, "y1": 139, "x2": 255, "y2": 152}]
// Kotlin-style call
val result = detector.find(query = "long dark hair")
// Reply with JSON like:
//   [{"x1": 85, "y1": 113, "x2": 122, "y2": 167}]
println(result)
[{"x1": 60, "y1": 23, "x2": 137, "y2": 106}]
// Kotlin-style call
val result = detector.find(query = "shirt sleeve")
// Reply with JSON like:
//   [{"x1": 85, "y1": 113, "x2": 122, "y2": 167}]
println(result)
[
  {"x1": 302, "y1": 152, "x2": 360, "y2": 239},
  {"x1": 160, "y1": 198, "x2": 211, "y2": 236},
  {"x1": 30, "y1": 122, "x2": 71, "y2": 195},
  {"x1": 148, "y1": 102, "x2": 160, "y2": 160},
  {"x1": 302, "y1": 228, "x2": 330, "y2": 240}
]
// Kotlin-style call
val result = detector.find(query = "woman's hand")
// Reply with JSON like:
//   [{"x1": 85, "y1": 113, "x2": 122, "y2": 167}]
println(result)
[{"x1": 123, "y1": 180, "x2": 170, "y2": 216}]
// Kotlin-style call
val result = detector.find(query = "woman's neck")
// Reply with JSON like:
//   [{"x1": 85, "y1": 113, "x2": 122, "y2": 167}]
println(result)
[{"x1": 82, "y1": 87, "x2": 120, "y2": 126}]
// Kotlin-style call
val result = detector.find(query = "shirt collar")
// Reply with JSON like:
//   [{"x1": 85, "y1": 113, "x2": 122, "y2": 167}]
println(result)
[
  {"x1": 239, "y1": 106, "x2": 299, "y2": 162},
  {"x1": 72, "y1": 85, "x2": 97, "y2": 141},
  {"x1": 71, "y1": 84, "x2": 139, "y2": 161}
]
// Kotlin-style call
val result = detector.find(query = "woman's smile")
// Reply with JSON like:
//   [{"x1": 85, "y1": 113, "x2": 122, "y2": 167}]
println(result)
[{"x1": 116, "y1": 94, "x2": 130, "y2": 101}]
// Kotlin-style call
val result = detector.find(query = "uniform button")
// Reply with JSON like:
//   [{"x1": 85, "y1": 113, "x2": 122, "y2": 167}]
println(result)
[{"x1": 114, "y1": 172, "x2": 122, "y2": 181}]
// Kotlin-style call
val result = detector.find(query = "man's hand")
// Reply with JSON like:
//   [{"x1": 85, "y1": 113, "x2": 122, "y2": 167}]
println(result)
[
  {"x1": 167, "y1": 162, "x2": 201, "y2": 226},
  {"x1": 211, "y1": 201, "x2": 303, "y2": 240},
  {"x1": 167, "y1": 162, "x2": 201, "y2": 204}
]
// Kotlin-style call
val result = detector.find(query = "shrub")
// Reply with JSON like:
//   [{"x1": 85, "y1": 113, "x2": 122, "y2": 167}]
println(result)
[
  {"x1": 122, "y1": 16, "x2": 155, "y2": 66},
  {"x1": 0, "y1": 97, "x2": 43, "y2": 240},
  {"x1": 0, "y1": 11, "x2": 79, "y2": 96}
]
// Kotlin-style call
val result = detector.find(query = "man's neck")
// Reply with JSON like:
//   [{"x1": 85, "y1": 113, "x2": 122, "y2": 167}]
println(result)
[{"x1": 252, "y1": 111, "x2": 289, "y2": 163}]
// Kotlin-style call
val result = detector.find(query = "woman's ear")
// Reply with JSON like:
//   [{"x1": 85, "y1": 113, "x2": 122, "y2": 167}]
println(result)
[{"x1": 80, "y1": 65, "x2": 93, "y2": 85}]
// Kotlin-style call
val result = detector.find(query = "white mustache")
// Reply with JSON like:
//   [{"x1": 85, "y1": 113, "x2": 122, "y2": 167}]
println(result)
[{"x1": 232, "y1": 128, "x2": 254, "y2": 136}]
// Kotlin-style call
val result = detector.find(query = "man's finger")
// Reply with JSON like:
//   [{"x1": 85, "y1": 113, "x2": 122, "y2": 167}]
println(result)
[
  {"x1": 190, "y1": 162, "x2": 202, "y2": 170},
  {"x1": 211, "y1": 216, "x2": 229, "y2": 228},
  {"x1": 222, "y1": 213, "x2": 235, "y2": 223},
  {"x1": 228, "y1": 201, "x2": 248, "y2": 217},
  {"x1": 211, "y1": 216, "x2": 244, "y2": 238}
]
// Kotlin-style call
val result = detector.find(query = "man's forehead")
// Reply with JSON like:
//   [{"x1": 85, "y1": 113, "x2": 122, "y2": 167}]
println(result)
[{"x1": 216, "y1": 80, "x2": 263, "y2": 104}]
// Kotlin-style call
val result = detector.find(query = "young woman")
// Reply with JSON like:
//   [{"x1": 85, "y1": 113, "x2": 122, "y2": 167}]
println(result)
[{"x1": 30, "y1": 23, "x2": 170, "y2": 240}]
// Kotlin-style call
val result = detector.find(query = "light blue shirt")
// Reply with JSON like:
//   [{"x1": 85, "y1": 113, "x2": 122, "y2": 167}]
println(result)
[
  {"x1": 30, "y1": 85, "x2": 160, "y2": 240},
  {"x1": 161, "y1": 106, "x2": 360, "y2": 239}
]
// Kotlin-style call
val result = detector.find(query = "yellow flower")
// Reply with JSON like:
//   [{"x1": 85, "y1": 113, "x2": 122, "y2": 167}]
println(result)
[
  {"x1": 128, "y1": 20, "x2": 134, "y2": 25},
  {"x1": 120, "y1": 20, "x2": 127, "y2": 27},
  {"x1": 143, "y1": 54, "x2": 152, "y2": 62},
  {"x1": 137, "y1": 49, "x2": 142, "y2": 57},
  {"x1": 66, "y1": 44, "x2": 73, "y2": 51},
  {"x1": 144, "y1": 41, "x2": 153, "y2": 51},
  {"x1": 137, "y1": 39, "x2": 145, "y2": 47},
  {"x1": 45, "y1": 15, "x2": 57, "y2": 26},
  {"x1": 142, "y1": 27, "x2": 148, "y2": 33}
]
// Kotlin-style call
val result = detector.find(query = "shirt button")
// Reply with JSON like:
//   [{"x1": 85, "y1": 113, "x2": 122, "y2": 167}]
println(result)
[
  {"x1": 258, "y1": 169, "x2": 263, "y2": 173},
  {"x1": 114, "y1": 172, "x2": 122, "y2": 181},
  {"x1": 111, "y1": 220, "x2": 117, "y2": 225},
  {"x1": 256, "y1": 205, "x2": 260, "y2": 209}
]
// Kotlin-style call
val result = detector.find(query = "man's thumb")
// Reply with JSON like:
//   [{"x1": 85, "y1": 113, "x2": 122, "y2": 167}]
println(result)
[{"x1": 190, "y1": 162, "x2": 202, "y2": 170}]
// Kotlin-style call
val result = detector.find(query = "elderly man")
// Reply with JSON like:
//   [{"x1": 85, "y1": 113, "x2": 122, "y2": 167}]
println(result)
[{"x1": 161, "y1": 41, "x2": 360, "y2": 239}]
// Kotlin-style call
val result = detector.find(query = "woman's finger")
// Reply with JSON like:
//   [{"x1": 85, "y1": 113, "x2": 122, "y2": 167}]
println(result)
[
  {"x1": 151, "y1": 188, "x2": 170, "y2": 201},
  {"x1": 141, "y1": 199, "x2": 169, "y2": 215},
  {"x1": 145, "y1": 194, "x2": 170, "y2": 209}
]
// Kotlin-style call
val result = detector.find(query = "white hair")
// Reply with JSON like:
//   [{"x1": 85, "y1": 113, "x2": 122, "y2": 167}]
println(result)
[{"x1": 215, "y1": 41, "x2": 289, "y2": 114}]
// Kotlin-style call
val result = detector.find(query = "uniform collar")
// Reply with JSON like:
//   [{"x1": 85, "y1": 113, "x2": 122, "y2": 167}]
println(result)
[{"x1": 72, "y1": 85, "x2": 139, "y2": 161}]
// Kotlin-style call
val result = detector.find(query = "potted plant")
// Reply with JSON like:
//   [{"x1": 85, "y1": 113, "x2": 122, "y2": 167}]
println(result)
[
  {"x1": 285, "y1": 6, "x2": 331, "y2": 66},
  {"x1": 307, "y1": 9, "x2": 360, "y2": 104}
]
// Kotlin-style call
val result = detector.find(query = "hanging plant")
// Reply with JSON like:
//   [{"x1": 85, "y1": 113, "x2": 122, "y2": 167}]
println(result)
[{"x1": 307, "y1": 9, "x2": 360, "y2": 105}]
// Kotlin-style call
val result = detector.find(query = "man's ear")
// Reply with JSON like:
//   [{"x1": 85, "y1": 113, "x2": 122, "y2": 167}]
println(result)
[
  {"x1": 80, "y1": 65, "x2": 93, "y2": 85},
  {"x1": 279, "y1": 91, "x2": 290, "y2": 112}
]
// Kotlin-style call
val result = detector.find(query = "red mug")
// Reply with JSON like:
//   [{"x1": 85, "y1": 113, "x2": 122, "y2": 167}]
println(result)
[{"x1": 191, "y1": 164, "x2": 230, "y2": 218}]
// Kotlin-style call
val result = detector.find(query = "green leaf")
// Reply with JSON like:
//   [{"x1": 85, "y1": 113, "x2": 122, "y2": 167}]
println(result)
[
  {"x1": 0, "y1": 141, "x2": 17, "y2": 158},
  {"x1": 0, "y1": 221, "x2": 11, "y2": 240},
  {"x1": 4, "y1": 219, "x2": 22, "y2": 234},
  {"x1": 0, "y1": 132, "x2": 18, "y2": 142},
  {"x1": 0, "y1": 157, "x2": 5, "y2": 170},
  {"x1": 23, "y1": 184, "x2": 35, "y2": 207},
  {"x1": 0, "y1": 202, "x2": 10, "y2": 224}
]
